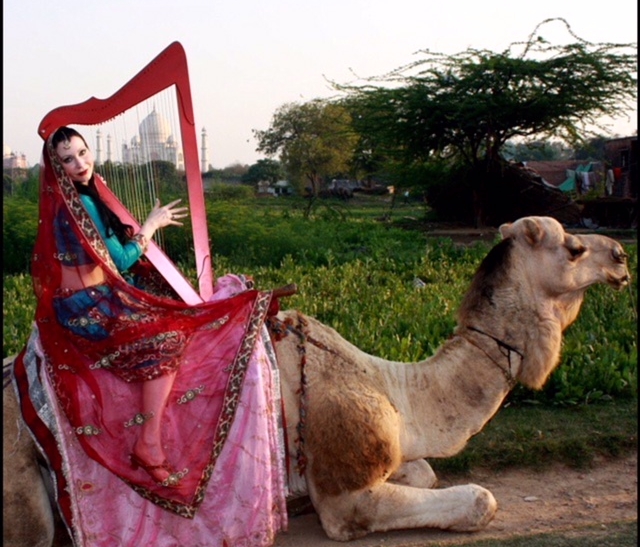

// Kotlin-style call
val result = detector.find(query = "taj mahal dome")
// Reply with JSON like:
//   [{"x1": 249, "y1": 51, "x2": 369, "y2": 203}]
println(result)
[{"x1": 95, "y1": 108, "x2": 208, "y2": 172}]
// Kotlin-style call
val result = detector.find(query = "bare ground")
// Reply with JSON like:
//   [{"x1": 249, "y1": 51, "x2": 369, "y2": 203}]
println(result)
[
  {"x1": 274, "y1": 452, "x2": 637, "y2": 546},
  {"x1": 49, "y1": 452, "x2": 635, "y2": 546}
]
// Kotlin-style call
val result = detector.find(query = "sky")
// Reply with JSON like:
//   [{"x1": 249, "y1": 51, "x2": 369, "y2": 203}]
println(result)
[{"x1": 3, "y1": 0, "x2": 638, "y2": 169}]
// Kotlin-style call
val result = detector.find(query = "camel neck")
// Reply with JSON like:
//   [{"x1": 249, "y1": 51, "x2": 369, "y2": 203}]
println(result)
[{"x1": 464, "y1": 326, "x2": 523, "y2": 388}]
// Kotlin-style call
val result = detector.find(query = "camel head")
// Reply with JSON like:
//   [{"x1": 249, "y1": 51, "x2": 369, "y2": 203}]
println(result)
[
  {"x1": 499, "y1": 216, "x2": 631, "y2": 295},
  {"x1": 458, "y1": 216, "x2": 631, "y2": 390}
]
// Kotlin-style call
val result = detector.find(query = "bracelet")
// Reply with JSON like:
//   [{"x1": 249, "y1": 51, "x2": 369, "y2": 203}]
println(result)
[{"x1": 132, "y1": 233, "x2": 149, "y2": 252}]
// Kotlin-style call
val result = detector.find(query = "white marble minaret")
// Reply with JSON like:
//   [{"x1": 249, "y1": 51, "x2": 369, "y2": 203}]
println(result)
[
  {"x1": 201, "y1": 127, "x2": 208, "y2": 173},
  {"x1": 95, "y1": 129, "x2": 102, "y2": 165}
]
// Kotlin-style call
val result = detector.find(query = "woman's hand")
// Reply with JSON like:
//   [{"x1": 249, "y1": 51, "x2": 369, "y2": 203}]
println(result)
[
  {"x1": 146, "y1": 199, "x2": 189, "y2": 230},
  {"x1": 138, "y1": 199, "x2": 190, "y2": 241}
]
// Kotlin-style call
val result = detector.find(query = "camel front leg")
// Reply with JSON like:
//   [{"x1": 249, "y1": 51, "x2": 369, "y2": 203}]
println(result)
[
  {"x1": 388, "y1": 459, "x2": 438, "y2": 488},
  {"x1": 312, "y1": 481, "x2": 497, "y2": 541}
]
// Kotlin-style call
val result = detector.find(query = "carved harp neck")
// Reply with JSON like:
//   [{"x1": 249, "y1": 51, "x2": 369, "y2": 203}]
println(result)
[{"x1": 38, "y1": 42, "x2": 213, "y2": 304}]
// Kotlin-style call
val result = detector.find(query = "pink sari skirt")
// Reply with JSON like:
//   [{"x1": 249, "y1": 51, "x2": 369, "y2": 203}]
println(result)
[{"x1": 14, "y1": 275, "x2": 289, "y2": 547}]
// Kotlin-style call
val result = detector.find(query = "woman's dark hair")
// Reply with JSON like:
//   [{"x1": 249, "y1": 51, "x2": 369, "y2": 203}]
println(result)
[{"x1": 52, "y1": 127, "x2": 133, "y2": 244}]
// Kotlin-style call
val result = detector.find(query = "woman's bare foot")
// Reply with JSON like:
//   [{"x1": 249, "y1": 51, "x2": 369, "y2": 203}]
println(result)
[{"x1": 131, "y1": 440, "x2": 173, "y2": 484}]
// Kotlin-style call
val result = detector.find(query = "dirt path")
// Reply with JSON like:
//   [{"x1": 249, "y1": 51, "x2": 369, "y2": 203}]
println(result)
[{"x1": 274, "y1": 453, "x2": 637, "y2": 546}]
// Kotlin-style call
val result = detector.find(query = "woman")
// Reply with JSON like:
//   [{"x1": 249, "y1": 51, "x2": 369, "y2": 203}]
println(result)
[
  {"x1": 53, "y1": 127, "x2": 189, "y2": 487},
  {"x1": 12, "y1": 127, "x2": 288, "y2": 546}
]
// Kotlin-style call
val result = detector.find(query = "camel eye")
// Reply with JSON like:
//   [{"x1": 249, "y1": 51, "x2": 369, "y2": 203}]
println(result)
[{"x1": 612, "y1": 248, "x2": 628, "y2": 264}]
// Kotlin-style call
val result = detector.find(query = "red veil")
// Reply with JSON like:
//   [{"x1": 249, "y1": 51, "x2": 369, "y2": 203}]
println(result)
[{"x1": 13, "y1": 131, "x2": 288, "y2": 539}]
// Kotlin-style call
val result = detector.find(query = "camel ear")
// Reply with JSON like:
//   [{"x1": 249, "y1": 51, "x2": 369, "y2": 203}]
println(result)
[
  {"x1": 498, "y1": 222, "x2": 513, "y2": 240},
  {"x1": 500, "y1": 217, "x2": 544, "y2": 246}
]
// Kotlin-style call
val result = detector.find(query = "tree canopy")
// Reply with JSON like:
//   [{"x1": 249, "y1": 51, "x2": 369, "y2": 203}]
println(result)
[
  {"x1": 331, "y1": 18, "x2": 636, "y2": 225},
  {"x1": 251, "y1": 19, "x2": 636, "y2": 225},
  {"x1": 338, "y1": 18, "x2": 636, "y2": 170},
  {"x1": 254, "y1": 99, "x2": 358, "y2": 196},
  {"x1": 241, "y1": 158, "x2": 284, "y2": 185}
]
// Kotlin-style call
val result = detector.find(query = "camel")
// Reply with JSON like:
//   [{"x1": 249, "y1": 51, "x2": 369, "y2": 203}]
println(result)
[
  {"x1": 3, "y1": 216, "x2": 631, "y2": 546},
  {"x1": 4, "y1": 359, "x2": 58, "y2": 547}
]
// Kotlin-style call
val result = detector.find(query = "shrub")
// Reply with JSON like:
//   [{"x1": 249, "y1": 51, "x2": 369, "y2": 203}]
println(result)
[{"x1": 3, "y1": 199, "x2": 38, "y2": 275}]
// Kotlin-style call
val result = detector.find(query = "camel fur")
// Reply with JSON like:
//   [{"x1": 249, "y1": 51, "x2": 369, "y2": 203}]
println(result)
[
  {"x1": 3, "y1": 357, "x2": 55, "y2": 547},
  {"x1": 2, "y1": 216, "x2": 631, "y2": 545}
]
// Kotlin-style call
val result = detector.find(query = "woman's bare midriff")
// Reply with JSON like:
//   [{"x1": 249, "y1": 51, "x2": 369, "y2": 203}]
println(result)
[{"x1": 60, "y1": 264, "x2": 107, "y2": 291}]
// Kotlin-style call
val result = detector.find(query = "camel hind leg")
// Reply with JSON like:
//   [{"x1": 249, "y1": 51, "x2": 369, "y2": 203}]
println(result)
[{"x1": 311, "y1": 480, "x2": 497, "y2": 541}]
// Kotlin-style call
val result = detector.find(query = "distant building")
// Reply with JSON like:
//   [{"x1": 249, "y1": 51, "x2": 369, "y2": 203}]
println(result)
[
  {"x1": 273, "y1": 180, "x2": 294, "y2": 196},
  {"x1": 523, "y1": 136, "x2": 637, "y2": 199},
  {"x1": 3, "y1": 144, "x2": 29, "y2": 169},
  {"x1": 604, "y1": 136, "x2": 637, "y2": 198},
  {"x1": 97, "y1": 109, "x2": 208, "y2": 173},
  {"x1": 201, "y1": 127, "x2": 208, "y2": 173},
  {"x1": 110, "y1": 108, "x2": 183, "y2": 169},
  {"x1": 522, "y1": 160, "x2": 603, "y2": 195},
  {"x1": 256, "y1": 180, "x2": 293, "y2": 197}
]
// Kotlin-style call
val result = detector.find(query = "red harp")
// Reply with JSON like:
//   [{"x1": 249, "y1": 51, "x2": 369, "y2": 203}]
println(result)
[{"x1": 38, "y1": 42, "x2": 214, "y2": 305}]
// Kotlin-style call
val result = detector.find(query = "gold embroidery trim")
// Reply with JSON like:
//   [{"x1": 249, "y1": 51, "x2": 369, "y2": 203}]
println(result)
[
  {"x1": 177, "y1": 386, "x2": 205, "y2": 405},
  {"x1": 76, "y1": 425, "x2": 101, "y2": 436},
  {"x1": 124, "y1": 411, "x2": 155, "y2": 428}
]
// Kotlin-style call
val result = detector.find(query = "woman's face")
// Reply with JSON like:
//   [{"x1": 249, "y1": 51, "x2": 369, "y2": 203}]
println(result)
[{"x1": 56, "y1": 136, "x2": 94, "y2": 185}]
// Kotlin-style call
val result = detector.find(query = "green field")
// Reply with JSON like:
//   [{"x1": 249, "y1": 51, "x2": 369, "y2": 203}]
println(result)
[{"x1": 3, "y1": 194, "x2": 638, "y2": 472}]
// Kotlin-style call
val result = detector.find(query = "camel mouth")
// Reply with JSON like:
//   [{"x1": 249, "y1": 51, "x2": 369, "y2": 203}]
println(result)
[{"x1": 607, "y1": 273, "x2": 631, "y2": 290}]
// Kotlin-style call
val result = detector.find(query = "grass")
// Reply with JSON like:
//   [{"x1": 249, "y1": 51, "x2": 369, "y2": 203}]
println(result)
[{"x1": 431, "y1": 399, "x2": 638, "y2": 475}]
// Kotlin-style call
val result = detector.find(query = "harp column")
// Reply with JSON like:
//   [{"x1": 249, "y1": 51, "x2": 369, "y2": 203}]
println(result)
[{"x1": 201, "y1": 127, "x2": 208, "y2": 173}]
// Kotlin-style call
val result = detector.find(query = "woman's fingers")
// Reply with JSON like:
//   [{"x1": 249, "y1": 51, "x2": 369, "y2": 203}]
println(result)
[
  {"x1": 147, "y1": 199, "x2": 189, "y2": 228},
  {"x1": 165, "y1": 198, "x2": 183, "y2": 208},
  {"x1": 164, "y1": 199, "x2": 189, "y2": 218}
]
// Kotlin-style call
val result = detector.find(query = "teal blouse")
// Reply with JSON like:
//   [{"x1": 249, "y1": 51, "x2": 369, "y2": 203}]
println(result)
[{"x1": 80, "y1": 195, "x2": 143, "y2": 273}]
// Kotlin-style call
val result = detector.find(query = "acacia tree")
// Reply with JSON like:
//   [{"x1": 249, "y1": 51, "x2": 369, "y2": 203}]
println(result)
[
  {"x1": 338, "y1": 18, "x2": 637, "y2": 225},
  {"x1": 253, "y1": 99, "x2": 358, "y2": 198}
]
